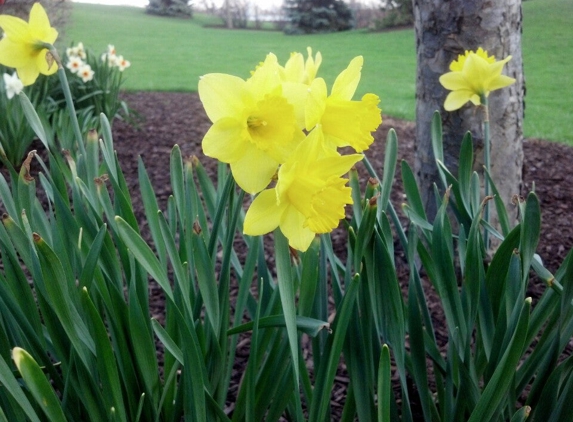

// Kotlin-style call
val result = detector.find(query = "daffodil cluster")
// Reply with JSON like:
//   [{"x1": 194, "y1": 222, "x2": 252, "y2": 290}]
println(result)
[
  {"x1": 66, "y1": 43, "x2": 94, "y2": 83},
  {"x1": 439, "y1": 47, "x2": 515, "y2": 111},
  {"x1": 101, "y1": 45, "x2": 131, "y2": 72},
  {"x1": 199, "y1": 49, "x2": 382, "y2": 251},
  {"x1": 65, "y1": 42, "x2": 131, "y2": 84}
]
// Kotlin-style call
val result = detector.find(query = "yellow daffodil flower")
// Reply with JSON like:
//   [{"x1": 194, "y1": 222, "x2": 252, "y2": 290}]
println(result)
[
  {"x1": 243, "y1": 128, "x2": 362, "y2": 251},
  {"x1": 282, "y1": 47, "x2": 322, "y2": 85},
  {"x1": 0, "y1": 3, "x2": 58, "y2": 86},
  {"x1": 305, "y1": 56, "x2": 382, "y2": 153},
  {"x1": 439, "y1": 48, "x2": 516, "y2": 111},
  {"x1": 199, "y1": 53, "x2": 304, "y2": 194}
]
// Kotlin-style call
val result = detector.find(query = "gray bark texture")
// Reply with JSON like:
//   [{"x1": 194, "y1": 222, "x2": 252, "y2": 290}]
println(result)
[{"x1": 413, "y1": 0, "x2": 525, "y2": 223}]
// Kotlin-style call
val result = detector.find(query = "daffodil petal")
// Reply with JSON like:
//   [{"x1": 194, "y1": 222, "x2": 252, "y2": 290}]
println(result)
[
  {"x1": 0, "y1": 15, "x2": 29, "y2": 42},
  {"x1": 230, "y1": 143, "x2": 278, "y2": 194},
  {"x1": 201, "y1": 117, "x2": 248, "y2": 162},
  {"x1": 315, "y1": 154, "x2": 363, "y2": 179},
  {"x1": 280, "y1": 205, "x2": 315, "y2": 252},
  {"x1": 17, "y1": 64, "x2": 40, "y2": 87},
  {"x1": 198, "y1": 73, "x2": 249, "y2": 123},
  {"x1": 283, "y1": 52, "x2": 304, "y2": 83},
  {"x1": 444, "y1": 90, "x2": 474, "y2": 111},
  {"x1": 487, "y1": 74, "x2": 516, "y2": 92},
  {"x1": 281, "y1": 81, "x2": 308, "y2": 129},
  {"x1": 0, "y1": 38, "x2": 29, "y2": 68},
  {"x1": 243, "y1": 189, "x2": 284, "y2": 236},
  {"x1": 439, "y1": 72, "x2": 469, "y2": 91},
  {"x1": 305, "y1": 78, "x2": 327, "y2": 130},
  {"x1": 247, "y1": 53, "x2": 282, "y2": 97},
  {"x1": 29, "y1": 3, "x2": 53, "y2": 38},
  {"x1": 331, "y1": 56, "x2": 363, "y2": 101}
]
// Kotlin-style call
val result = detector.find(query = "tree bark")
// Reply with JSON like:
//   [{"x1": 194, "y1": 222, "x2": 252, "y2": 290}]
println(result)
[{"x1": 413, "y1": 0, "x2": 524, "y2": 223}]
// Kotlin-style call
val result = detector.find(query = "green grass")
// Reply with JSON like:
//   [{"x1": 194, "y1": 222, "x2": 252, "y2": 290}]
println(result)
[
  {"x1": 63, "y1": 1, "x2": 572, "y2": 143},
  {"x1": 522, "y1": 0, "x2": 572, "y2": 142},
  {"x1": 62, "y1": 4, "x2": 416, "y2": 120}
]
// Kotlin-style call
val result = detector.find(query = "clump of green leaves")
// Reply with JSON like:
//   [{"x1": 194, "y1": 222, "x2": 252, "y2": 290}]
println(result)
[{"x1": 0, "y1": 105, "x2": 572, "y2": 420}]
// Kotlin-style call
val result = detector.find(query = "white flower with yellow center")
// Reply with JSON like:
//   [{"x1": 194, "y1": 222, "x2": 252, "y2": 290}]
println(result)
[
  {"x1": 78, "y1": 63, "x2": 94, "y2": 83},
  {"x1": 66, "y1": 56, "x2": 84, "y2": 74}
]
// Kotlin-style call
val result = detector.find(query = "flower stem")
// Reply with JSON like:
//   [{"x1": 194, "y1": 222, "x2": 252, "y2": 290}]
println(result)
[
  {"x1": 50, "y1": 47, "x2": 87, "y2": 158},
  {"x1": 482, "y1": 95, "x2": 491, "y2": 250}
]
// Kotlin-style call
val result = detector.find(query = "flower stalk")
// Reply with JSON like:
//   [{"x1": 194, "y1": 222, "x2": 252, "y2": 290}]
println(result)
[
  {"x1": 482, "y1": 94, "x2": 491, "y2": 249},
  {"x1": 50, "y1": 45, "x2": 87, "y2": 158}
]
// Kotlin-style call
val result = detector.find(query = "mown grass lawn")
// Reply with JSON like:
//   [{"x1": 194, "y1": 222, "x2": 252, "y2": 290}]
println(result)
[{"x1": 63, "y1": 0, "x2": 572, "y2": 143}]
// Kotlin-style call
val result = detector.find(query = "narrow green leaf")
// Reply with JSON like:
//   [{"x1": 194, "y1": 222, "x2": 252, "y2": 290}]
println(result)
[
  {"x1": 468, "y1": 298, "x2": 531, "y2": 422},
  {"x1": 81, "y1": 288, "x2": 128, "y2": 422},
  {"x1": 457, "y1": 132, "x2": 474, "y2": 215},
  {"x1": 138, "y1": 157, "x2": 167, "y2": 265},
  {"x1": 18, "y1": 93, "x2": 49, "y2": 150},
  {"x1": 379, "y1": 129, "x2": 398, "y2": 213},
  {"x1": 33, "y1": 234, "x2": 95, "y2": 364},
  {"x1": 12, "y1": 347, "x2": 66, "y2": 422},
  {"x1": 310, "y1": 273, "x2": 360, "y2": 422},
  {"x1": 157, "y1": 211, "x2": 193, "y2": 316},
  {"x1": 377, "y1": 345, "x2": 391, "y2": 422},
  {"x1": 228, "y1": 315, "x2": 329, "y2": 337},
  {"x1": 151, "y1": 319, "x2": 183, "y2": 364},
  {"x1": 191, "y1": 228, "x2": 220, "y2": 333},
  {"x1": 520, "y1": 193, "x2": 541, "y2": 286},
  {"x1": 431, "y1": 110, "x2": 444, "y2": 162},
  {"x1": 274, "y1": 229, "x2": 300, "y2": 388},
  {"x1": 401, "y1": 160, "x2": 427, "y2": 221},
  {"x1": 484, "y1": 169, "x2": 511, "y2": 237},
  {"x1": 115, "y1": 216, "x2": 174, "y2": 302},
  {"x1": 0, "y1": 354, "x2": 41, "y2": 422}
]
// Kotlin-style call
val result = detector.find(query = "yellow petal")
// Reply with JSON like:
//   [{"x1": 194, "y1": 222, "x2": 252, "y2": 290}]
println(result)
[
  {"x1": 444, "y1": 90, "x2": 474, "y2": 111},
  {"x1": 281, "y1": 81, "x2": 308, "y2": 129},
  {"x1": 280, "y1": 205, "x2": 315, "y2": 252},
  {"x1": 230, "y1": 143, "x2": 278, "y2": 194},
  {"x1": 439, "y1": 72, "x2": 470, "y2": 91},
  {"x1": 243, "y1": 189, "x2": 284, "y2": 236},
  {"x1": 321, "y1": 96, "x2": 380, "y2": 152},
  {"x1": 283, "y1": 51, "x2": 304, "y2": 83},
  {"x1": 247, "y1": 53, "x2": 282, "y2": 98},
  {"x1": 29, "y1": 3, "x2": 56, "y2": 42},
  {"x1": 198, "y1": 73, "x2": 249, "y2": 123},
  {"x1": 315, "y1": 154, "x2": 363, "y2": 179},
  {"x1": 0, "y1": 37, "x2": 30, "y2": 68},
  {"x1": 487, "y1": 74, "x2": 515, "y2": 92},
  {"x1": 305, "y1": 78, "x2": 327, "y2": 130},
  {"x1": 201, "y1": 117, "x2": 248, "y2": 162},
  {"x1": 0, "y1": 15, "x2": 29, "y2": 42},
  {"x1": 16, "y1": 63, "x2": 41, "y2": 86},
  {"x1": 330, "y1": 56, "x2": 363, "y2": 101}
]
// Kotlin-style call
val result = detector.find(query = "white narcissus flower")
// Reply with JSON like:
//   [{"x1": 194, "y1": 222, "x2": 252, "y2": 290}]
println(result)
[
  {"x1": 78, "y1": 64, "x2": 94, "y2": 82},
  {"x1": 3, "y1": 72, "x2": 24, "y2": 99},
  {"x1": 116, "y1": 55, "x2": 130, "y2": 71},
  {"x1": 101, "y1": 52, "x2": 118, "y2": 67},
  {"x1": 66, "y1": 56, "x2": 84, "y2": 74}
]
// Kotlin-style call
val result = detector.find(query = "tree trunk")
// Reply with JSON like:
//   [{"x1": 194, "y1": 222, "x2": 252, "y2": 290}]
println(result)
[
  {"x1": 413, "y1": 0, "x2": 524, "y2": 223},
  {"x1": 224, "y1": 0, "x2": 233, "y2": 29}
]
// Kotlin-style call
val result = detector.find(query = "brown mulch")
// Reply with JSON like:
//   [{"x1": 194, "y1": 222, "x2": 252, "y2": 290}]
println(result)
[{"x1": 109, "y1": 91, "x2": 573, "y2": 417}]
